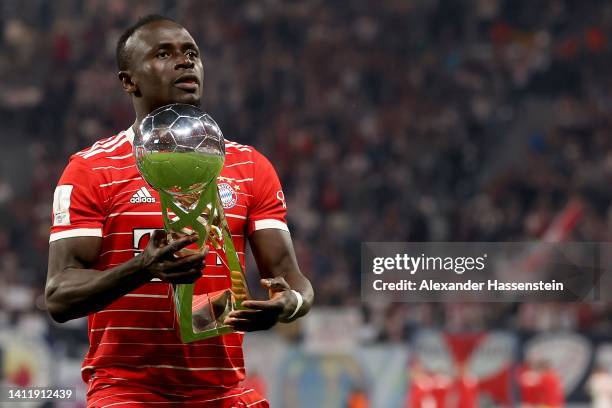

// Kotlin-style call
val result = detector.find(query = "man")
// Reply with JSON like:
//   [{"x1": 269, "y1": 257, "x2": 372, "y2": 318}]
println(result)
[{"x1": 45, "y1": 15, "x2": 313, "y2": 407}]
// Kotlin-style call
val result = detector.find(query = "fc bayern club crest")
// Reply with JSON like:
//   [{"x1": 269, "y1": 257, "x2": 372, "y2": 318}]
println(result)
[{"x1": 218, "y1": 183, "x2": 238, "y2": 209}]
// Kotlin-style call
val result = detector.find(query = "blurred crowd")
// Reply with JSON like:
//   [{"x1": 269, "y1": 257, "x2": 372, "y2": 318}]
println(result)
[{"x1": 0, "y1": 0, "x2": 612, "y2": 342}]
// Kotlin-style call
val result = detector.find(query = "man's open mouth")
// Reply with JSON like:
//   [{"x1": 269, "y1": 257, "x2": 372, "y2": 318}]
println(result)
[{"x1": 174, "y1": 74, "x2": 199, "y2": 91}]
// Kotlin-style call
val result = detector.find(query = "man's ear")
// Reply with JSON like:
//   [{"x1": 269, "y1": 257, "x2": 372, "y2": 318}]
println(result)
[{"x1": 118, "y1": 71, "x2": 138, "y2": 94}]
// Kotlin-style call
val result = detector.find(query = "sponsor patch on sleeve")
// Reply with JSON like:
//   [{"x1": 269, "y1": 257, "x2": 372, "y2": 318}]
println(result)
[{"x1": 52, "y1": 185, "x2": 73, "y2": 226}]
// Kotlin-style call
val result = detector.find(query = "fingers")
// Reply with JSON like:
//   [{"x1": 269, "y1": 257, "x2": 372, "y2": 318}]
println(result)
[
  {"x1": 159, "y1": 268, "x2": 202, "y2": 284},
  {"x1": 241, "y1": 298, "x2": 285, "y2": 311},
  {"x1": 166, "y1": 251, "x2": 207, "y2": 270},
  {"x1": 141, "y1": 231, "x2": 208, "y2": 283},
  {"x1": 227, "y1": 309, "x2": 265, "y2": 319},
  {"x1": 157, "y1": 252, "x2": 206, "y2": 282},
  {"x1": 223, "y1": 314, "x2": 277, "y2": 332},
  {"x1": 223, "y1": 318, "x2": 255, "y2": 332},
  {"x1": 223, "y1": 298, "x2": 286, "y2": 331},
  {"x1": 158, "y1": 234, "x2": 200, "y2": 257},
  {"x1": 148, "y1": 243, "x2": 207, "y2": 283}
]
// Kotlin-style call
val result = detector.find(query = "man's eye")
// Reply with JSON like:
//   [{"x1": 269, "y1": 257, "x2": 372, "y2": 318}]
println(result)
[
  {"x1": 157, "y1": 51, "x2": 169, "y2": 58},
  {"x1": 187, "y1": 51, "x2": 198, "y2": 58}
]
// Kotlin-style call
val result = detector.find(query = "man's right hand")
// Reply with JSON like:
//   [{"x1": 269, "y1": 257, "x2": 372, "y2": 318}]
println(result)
[
  {"x1": 47, "y1": 229, "x2": 208, "y2": 322},
  {"x1": 139, "y1": 230, "x2": 208, "y2": 284}
]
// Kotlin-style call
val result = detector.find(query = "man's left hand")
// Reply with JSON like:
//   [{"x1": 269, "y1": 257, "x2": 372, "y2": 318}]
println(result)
[{"x1": 223, "y1": 277, "x2": 298, "y2": 332}]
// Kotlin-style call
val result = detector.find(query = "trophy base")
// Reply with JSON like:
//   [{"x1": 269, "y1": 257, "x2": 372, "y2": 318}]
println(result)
[
  {"x1": 174, "y1": 285, "x2": 239, "y2": 342},
  {"x1": 192, "y1": 289, "x2": 234, "y2": 333}
]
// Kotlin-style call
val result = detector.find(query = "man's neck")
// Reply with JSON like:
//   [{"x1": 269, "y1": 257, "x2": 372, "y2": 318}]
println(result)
[{"x1": 133, "y1": 101, "x2": 150, "y2": 126}]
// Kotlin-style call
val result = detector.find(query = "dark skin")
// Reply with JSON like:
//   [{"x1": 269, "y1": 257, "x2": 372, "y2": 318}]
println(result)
[{"x1": 46, "y1": 20, "x2": 313, "y2": 329}]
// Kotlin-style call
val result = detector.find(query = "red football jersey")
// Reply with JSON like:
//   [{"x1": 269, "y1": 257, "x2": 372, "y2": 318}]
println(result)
[{"x1": 50, "y1": 128, "x2": 288, "y2": 395}]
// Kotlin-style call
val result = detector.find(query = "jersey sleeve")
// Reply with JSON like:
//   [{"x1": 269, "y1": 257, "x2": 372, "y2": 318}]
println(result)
[
  {"x1": 247, "y1": 149, "x2": 289, "y2": 235},
  {"x1": 49, "y1": 156, "x2": 106, "y2": 242}
]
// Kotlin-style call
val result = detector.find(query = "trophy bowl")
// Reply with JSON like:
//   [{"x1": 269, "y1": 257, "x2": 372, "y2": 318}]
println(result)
[{"x1": 134, "y1": 103, "x2": 225, "y2": 205}]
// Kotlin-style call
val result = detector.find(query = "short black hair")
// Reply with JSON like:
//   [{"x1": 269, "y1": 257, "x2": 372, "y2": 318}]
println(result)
[{"x1": 116, "y1": 14, "x2": 177, "y2": 71}]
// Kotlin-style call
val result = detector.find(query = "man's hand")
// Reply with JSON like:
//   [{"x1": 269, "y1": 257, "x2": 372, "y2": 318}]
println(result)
[
  {"x1": 46, "y1": 230, "x2": 209, "y2": 323},
  {"x1": 223, "y1": 277, "x2": 299, "y2": 332},
  {"x1": 139, "y1": 230, "x2": 208, "y2": 284}
]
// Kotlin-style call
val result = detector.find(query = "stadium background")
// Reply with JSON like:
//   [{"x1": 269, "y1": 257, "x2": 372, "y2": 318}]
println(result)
[{"x1": 0, "y1": 0, "x2": 611, "y2": 406}]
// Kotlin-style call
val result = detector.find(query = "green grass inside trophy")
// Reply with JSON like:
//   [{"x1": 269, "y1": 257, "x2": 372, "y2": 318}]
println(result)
[{"x1": 134, "y1": 103, "x2": 250, "y2": 342}]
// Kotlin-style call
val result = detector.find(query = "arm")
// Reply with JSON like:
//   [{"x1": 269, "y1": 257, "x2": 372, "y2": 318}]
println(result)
[
  {"x1": 45, "y1": 230, "x2": 205, "y2": 323},
  {"x1": 249, "y1": 228, "x2": 313, "y2": 319},
  {"x1": 224, "y1": 228, "x2": 314, "y2": 331}
]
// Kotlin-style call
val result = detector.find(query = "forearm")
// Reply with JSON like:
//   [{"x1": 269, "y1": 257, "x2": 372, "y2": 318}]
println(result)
[
  {"x1": 249, "y1": 229, "x2": 314, "y2": 319},
  {"x1": 45, "y1": 256, "x2": 150, "y2": 322},
  {"x1": 264, "y1": 251, "x2": 314, "y2": 319}
]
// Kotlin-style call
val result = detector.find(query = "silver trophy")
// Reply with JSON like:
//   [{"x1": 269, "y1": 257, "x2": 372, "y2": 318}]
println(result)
[{"x1": 133, "y1": 103, "x2": 250, "y2": 342}]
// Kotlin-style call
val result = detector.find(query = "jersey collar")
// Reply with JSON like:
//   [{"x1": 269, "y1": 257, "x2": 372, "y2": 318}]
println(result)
[
  {"x1": 125, "y1": 126, "x2": 135, "y2": 145},
  {"x1": 124, "y1": 124, "x2": 232, "y2": 146}
]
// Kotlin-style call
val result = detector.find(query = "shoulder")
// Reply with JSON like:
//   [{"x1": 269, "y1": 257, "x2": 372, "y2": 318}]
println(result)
[
  {"x1": 224, "y1": 139, "x2": 255, "y2": 156},
  {"x1": 59, "y1": 131, "x2": 133, "y2": 184},
  {"x1": 71, "y1": 131, "x2": 133, "y2": 165},
  {"x1": 224, "y1": 139, "x2": 274, "y2": 167}
]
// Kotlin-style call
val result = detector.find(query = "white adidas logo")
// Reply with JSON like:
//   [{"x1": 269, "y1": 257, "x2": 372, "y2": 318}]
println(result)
[{"x1": 130, "y1": 187, "x2": 156, "y2": 204}]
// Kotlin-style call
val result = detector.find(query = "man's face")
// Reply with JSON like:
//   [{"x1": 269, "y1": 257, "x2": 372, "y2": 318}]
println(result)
[{"x1": 124, "y1": 20, "x2": 203, "y2": 112}]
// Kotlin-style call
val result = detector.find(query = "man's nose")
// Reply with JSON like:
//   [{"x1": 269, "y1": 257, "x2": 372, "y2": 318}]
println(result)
[{"x1": 175, "y1": 55, "x2": 194, "y2": 69}]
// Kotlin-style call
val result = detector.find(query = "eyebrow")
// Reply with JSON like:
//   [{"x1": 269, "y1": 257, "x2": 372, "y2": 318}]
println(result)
[{"x1": 156, "y1": 42, "x2": 199, "y2": 50}]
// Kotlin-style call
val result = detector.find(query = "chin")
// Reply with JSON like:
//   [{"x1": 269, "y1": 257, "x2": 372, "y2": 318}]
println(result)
[
  {"x1": 174, "y1": 97, "x2": 200, "y2": 107},
  {"x1": 174, "y1": 92, "x2": 201, "y2": 106},
  {"x1": 149, "y1": 95, "x2": 201, "y2": 112}
]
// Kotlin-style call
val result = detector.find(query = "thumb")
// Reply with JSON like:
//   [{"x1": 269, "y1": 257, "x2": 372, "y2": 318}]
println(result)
[{"x1": 261, "y1": 277, "x2": 291, "y2": 294}]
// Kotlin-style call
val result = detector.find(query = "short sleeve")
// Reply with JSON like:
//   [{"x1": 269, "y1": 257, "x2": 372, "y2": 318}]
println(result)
[
  {"x1": 247, "y1": 149, "x2": 289, "y2": 235},
  {"x1": 49, "y1": 156, "x2": 106, "y2": 242}
]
